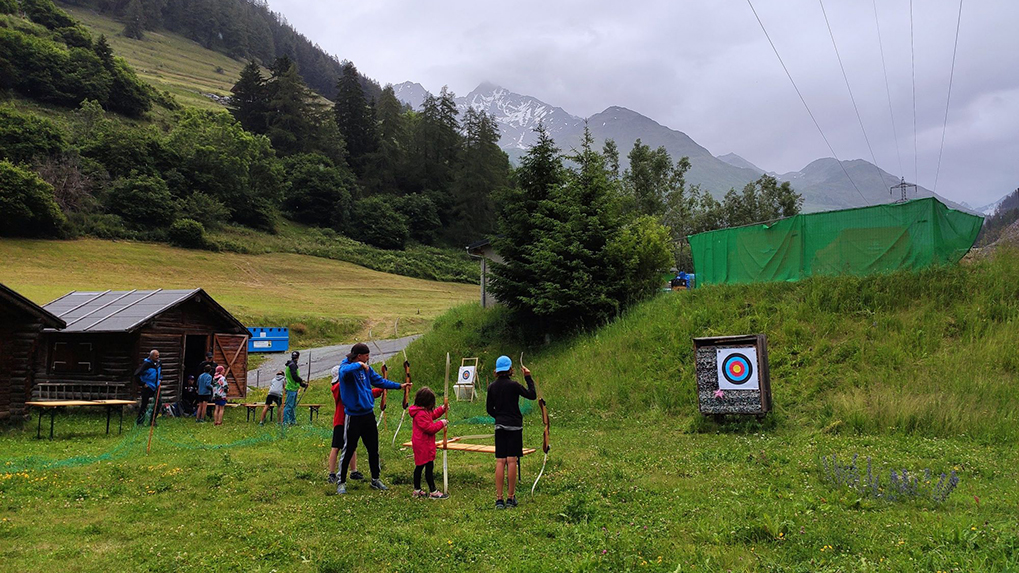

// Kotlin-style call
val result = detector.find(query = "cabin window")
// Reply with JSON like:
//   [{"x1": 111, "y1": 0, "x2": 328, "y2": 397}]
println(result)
[{"x1": 51, "y1": 341, "x2": 94, "y2": 374}]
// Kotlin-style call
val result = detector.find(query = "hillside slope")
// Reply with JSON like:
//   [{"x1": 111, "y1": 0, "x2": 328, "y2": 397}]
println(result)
[
  {"x1": 58, "y1": 3, "x2": 245, "y2": 110},
  {"x1": 397, "y1": 250, "x2": 1019, "y2": 443},
  {"x1": 0, "y1": 238, "x2": 475, "y2": 346}
]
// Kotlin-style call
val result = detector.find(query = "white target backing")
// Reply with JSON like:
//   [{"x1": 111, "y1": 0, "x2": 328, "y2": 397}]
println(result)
[
  {"x1": 716, "y1": 347, "x2": 760, "y2": 391},
  {"x1": 456, "y1": 365, "x2": 476, "y2": 386}
]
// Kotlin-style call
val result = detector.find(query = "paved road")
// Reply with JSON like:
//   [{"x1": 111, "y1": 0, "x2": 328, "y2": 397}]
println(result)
[{"x1": 247, "y1": 335, "x2": 420, "y2": 389}]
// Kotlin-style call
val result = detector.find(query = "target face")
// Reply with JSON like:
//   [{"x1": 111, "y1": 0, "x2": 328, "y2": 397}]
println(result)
[
  {"x1": 716, "y1": 347, "x2": 760, "y2": 391},
  {"x1": 456, "y1": 366, "x2": 476, "y2": 386}
]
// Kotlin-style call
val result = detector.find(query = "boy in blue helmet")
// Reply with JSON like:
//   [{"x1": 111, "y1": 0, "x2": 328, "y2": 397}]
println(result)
[{"x1": 485, "y1": 355, "x2": 536, "y2": 509}]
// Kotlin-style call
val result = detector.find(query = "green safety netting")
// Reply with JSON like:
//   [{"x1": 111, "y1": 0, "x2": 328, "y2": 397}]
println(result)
[{"x1": 688, "y1": 198, "x2": 983, "y2": 286}]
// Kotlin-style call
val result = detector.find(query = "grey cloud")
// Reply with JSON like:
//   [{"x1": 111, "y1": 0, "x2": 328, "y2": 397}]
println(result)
[{"x1": 269, "y1": 0, "x2": 1018, "y2": 207}]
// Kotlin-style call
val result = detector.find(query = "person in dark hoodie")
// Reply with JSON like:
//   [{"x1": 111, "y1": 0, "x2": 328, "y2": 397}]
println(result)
[
  {"x1": 486, "y1": 355, "x2": 536, "y2": 509},
  {"x1": 335, "y1": 342, "x2": 409, "y2": 494},
  {"x1": 134, "y1": 349, "x2": 162, "y2": 426}
]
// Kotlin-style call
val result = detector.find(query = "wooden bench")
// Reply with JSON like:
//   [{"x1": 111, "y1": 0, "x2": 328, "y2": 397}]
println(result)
[{"x1": 26, "y1": 399, "x2": 135, "y2": 439}]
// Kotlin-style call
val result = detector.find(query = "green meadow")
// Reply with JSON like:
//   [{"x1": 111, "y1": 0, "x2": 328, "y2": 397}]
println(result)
[{"x1": 3, "y1": 250, "x2": 1019, "y2": 570}]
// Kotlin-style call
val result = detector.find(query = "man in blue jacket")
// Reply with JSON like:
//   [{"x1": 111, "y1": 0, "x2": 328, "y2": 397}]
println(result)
[
  {"x1": 134, "y1": 349, "x2": 162, "y2": 425},
  {"x1": 336, "y1": 342, "x2": 409, "y2": 494}
]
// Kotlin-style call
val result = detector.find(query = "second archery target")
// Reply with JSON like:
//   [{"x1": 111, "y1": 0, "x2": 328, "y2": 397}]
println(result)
[{"x1": 716, "y1": 348, "x2": 759, "y2": 391}]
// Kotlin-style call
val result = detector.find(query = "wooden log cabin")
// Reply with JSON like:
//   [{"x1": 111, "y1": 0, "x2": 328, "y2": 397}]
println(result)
[
  {"x1": 35, "y1": 289, "x2": 249, "y2": 403},
  {"x1": 0, "y1": 283, "x2": 66, "y2": 420}
]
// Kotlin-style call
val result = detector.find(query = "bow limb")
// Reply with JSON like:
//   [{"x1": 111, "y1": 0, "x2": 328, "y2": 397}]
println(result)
[
  {"x1": 392, "y1": 354, "x2": 411, "y2": 446},
  {"x1": 522, "y1": 353, "x2": 551, "y2": 496},
  {"x1": 377, "y1": 363, "x2": 388, "y2": 428}
]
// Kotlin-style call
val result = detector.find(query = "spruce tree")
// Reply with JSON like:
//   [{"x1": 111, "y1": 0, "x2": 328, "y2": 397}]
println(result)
[
  {"x1": 229, "y1": 61, "x2": 268, "y2": 134},
  {"x1": 263, "y1": 55, "x2": 315, "y2": 156},
  {"x1": 333, "y1": 61, "x2": 378, "y2": 176},
  {"x1": 122, "y1": 0, "x2": 145, "y2": 40},
  {"x1": 447, "y1": 107, "x2": 508, "y2": 244}
]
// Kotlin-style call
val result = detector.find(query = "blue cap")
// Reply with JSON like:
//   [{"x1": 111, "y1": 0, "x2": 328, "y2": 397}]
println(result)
[{"x1": 495, "y1": 355, "x2": 512, "y2": 372}]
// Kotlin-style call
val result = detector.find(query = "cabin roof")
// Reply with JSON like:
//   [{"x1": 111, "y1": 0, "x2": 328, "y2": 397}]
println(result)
[
  {"x1": 0, "y1": 283, "x2": 66, "y2": 329},
  {"x1": 42, "y1": 289, "x2": 245, "y2": 333}
]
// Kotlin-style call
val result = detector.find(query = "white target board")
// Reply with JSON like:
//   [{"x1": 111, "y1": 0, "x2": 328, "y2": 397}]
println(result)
[
  {"x1": 716, "y1": 347, "x2": 760, "y2": 391},
  {"x1": 456, "y1": 365, "x2": 476, "y2": 386}
]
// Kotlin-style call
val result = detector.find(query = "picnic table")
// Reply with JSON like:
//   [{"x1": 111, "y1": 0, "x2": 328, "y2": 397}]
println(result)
[{"x1": 26, "y1": 400, "x2": 136, "y2": 439}]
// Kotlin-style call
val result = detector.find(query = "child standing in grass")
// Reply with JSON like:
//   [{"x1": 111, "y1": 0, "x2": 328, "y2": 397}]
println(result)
[
  {"x1": 212, "y1": 365, "x2": 228, "y2": 426},
  {"x1": 486, "y1": 355, "x2": 536, "y2": 509},
  {"x1": 409, "y1": 387, "x2": 448, "y2": 499},
  {"x1": 327, "y1": 365, "x2": 382, "y2": 485},
  {"x1": 196, "y1": 364, "x2": 213, "y2": 423}
]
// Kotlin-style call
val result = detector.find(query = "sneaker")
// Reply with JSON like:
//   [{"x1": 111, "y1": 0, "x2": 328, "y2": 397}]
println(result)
[
  {"x1": 350, "y1": 471, "x2": 365, "y2": 481},
  {"x1": 336, "y1": 482, "x2": 347, "y2": 495},
  {"x1": 327, "y1": 473, "x2": 338, "y2": 484},
  {"x1": 369, "y1": 478, "x2": 389, "y2": 491},
  {"x1": 412, "y1": 489, "x2": 426, "y2": 498},
  {"x1": 495, "y1": 499, "x2": 506, "y2": 510},
  {"x1": 429, "y1": 491, "x2": 449, "y2": 500},
  {"x1": 506, "y1": 496, "x2": 517, "y2": 508}
]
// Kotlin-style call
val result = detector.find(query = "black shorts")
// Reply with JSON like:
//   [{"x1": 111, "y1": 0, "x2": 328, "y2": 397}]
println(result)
[
  {"x1": 265, "y1": 394, "x2": 282, "y2": 406},
  {"x1": 331, "y1": 424, "x2": 345, "y2": 450},
  {"x1": 494, "y1": 428, "x2": 523, "y2": 459},
  {"x1": 197, "y1": 394, "x2": 211, "y2": 404}
]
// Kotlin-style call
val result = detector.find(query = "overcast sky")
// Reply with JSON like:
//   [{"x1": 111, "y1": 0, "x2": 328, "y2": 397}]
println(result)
[{"x1": 268, "y1": 0, "x2": 1017, "y2": 208}]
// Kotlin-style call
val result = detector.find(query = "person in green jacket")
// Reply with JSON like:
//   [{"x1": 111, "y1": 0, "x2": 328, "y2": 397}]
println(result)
[{"x1": 281, "y1": 351, "x2": 307, "y2": 425}]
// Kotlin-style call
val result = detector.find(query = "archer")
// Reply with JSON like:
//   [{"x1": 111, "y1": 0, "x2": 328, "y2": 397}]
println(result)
[{"x1": 485, "y1": 355, "x2": 537, "y2": 509}]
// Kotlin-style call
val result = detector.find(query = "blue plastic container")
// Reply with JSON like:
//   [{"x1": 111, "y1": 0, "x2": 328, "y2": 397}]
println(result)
[{"x1": 247, "y1": 327, "x2": 289, "y2": 353}]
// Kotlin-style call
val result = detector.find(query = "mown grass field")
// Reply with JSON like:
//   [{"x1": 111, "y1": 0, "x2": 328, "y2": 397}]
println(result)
[
  {"x1": 59, "y1": 3, "x2": 246, "y2": 111},
  {"x1": 2, "y1": 251, "x2": 1019, "y2": 571},
  {"x1": 0, "y1": 238, "x2": 475, "y2": 346}
]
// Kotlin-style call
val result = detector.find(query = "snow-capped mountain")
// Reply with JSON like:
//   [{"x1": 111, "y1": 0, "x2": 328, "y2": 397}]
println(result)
[
  {"x1": 393, "y1": 81, "x2": 582, "y2": 150},
  {"x1": 392, "y1": 81, "x2": 430, "y2": 111},
  {"x1": 455, "y1": 82, "x2": 583, "y2": 149}
]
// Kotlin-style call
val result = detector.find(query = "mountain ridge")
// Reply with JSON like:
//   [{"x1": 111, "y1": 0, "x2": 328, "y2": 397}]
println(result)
[{"x1": 395, "y1": 82, "x2": 976, "y2": 214}]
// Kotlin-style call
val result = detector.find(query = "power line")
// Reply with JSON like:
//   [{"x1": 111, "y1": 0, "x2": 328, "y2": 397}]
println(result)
[
  {"x1": 745, "y1": 0, "x2": 868, "y2": 204},
  {"x1": 910, "y1": 0, "x2": 918, "y2": 186},
  {"x1": 933, "y1": 0, "x2": 964, "y2": 194},
  {"x1": 818, "y1": 0, "x2": 889, "y2": 191},
  {"x1": 872, "y1": 0, "x2": 905, "y2": 180}
]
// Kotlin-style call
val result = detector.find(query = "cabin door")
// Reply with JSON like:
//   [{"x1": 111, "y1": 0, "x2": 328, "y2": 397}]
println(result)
[{"x1": 212, "y1": 334, "x2": 248, "y2": 398}]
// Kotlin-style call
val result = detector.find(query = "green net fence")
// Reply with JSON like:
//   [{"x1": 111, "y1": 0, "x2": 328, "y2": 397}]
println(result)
[{"x1": 688, "y1": 198, "x2": 983, "y2": 286}]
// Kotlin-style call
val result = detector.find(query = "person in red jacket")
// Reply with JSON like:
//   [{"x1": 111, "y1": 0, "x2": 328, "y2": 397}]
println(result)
[
  {"x1": 327, "y1": 365, "x2": 383, "y2": 484},
  {"x1": 409, "y1": 387, "x2": 448, "y2": 499}
]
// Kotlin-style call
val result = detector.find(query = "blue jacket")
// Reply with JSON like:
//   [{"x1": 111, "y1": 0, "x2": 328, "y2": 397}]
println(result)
[
  {"x1": 197, "y1": 372, "x2": 213, "y2": 395},
  {"x1": 338, "y1": 357, "x2": 401, "y2": 417},
  {"x1": 135, "y1": 358, "x2": 161, "y2": 391}
]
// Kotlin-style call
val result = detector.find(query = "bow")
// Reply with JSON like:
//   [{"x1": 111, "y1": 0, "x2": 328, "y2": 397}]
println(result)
[
  {"x1": 376, "y1": 363, "x2": 388, "y2": 428},
  {"x1": 392, "y1": 349, "x2": 412, "y2": 446},
  {"x1": 442, "y1": 351, "x2": 450, "y2": 494},
  {"x1": 522, "y1": 352, "x2": 550, "y2": 496}
]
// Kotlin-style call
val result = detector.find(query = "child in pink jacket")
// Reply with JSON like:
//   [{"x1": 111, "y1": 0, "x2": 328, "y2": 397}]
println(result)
[{"x1": 409, "y1": 387, "x2": 448, "y2": 499}]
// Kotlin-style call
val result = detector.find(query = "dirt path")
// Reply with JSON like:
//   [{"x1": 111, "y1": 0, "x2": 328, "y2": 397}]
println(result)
[{"x1": 246, "y1": 335, "x2": 420, "y2": 389}]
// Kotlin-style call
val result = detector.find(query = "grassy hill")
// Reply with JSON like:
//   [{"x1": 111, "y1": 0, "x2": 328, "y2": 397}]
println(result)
[
  {"x1": 400, "y1": 250, "x2": 1019, "y2": 443},
  {"x1": 2, "y1": 254, "x2": 1018, "y2": 571},
  {"x1": 58, "y1": 3, "x2": 245, "y2": 111},
  {"x1": 0, "y1": 238, "x2": 475, "y2": 346}
]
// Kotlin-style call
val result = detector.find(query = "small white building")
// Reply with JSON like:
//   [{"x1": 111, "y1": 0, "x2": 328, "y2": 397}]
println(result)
[{"x1": 466, "y1": 239, "x2": 502, "y2": 308}]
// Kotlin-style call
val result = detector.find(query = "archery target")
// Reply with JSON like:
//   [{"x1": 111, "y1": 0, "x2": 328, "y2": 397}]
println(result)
[
  {"x1": 456, "y1": 366, "x2": 476, "y2": 386},
  {"x1": 716, "y1": 347, "x2": 760, "y2": 391}
]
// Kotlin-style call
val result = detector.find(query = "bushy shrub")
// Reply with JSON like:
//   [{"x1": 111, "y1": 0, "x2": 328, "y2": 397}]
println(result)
[
  {"x1": 0, "y1": 159, "x2": 69, "y2": 237},
  {"x1": 350, "y1": 196, "x2": 409, "y2": 250},
  {"x1": 281, "y1": 153, "x2": 353, "y2": 228},
  {"x1": 178, "y1": 191, "x2": 230, "y2": 230},
  {"x1": 393, "y1": 193, "x2": 441, "y2": 245},
  {"x1": 19, "y1": 0, "x2": 74, "y2": 29},
  {"x1": 0, "y1": 105, "x2": 67, "y2": 163},
  {"x1": 103, "y1": 174, "x2": 177, "y2": 229},
  {"x1": 168, "y1": 218, "x2": 207, "y2": 249},
  {"x1": 0, "y1": 0, "x2": 21, "y2": 15},
  {"x1": 54, "y1": 25, "x2": 92, "y2": 48}
]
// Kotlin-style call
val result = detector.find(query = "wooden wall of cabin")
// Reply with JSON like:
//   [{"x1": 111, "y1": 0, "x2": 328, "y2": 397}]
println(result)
[
  {"x1": 32, "y1": 332, "x2": 135, "y2": 401},
  {"x1": 0, "y1": 312, "x2": 44, "y2": 420},
  {"x1": 137, "y1": 298, "x2": 247, "y2": 400}
]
